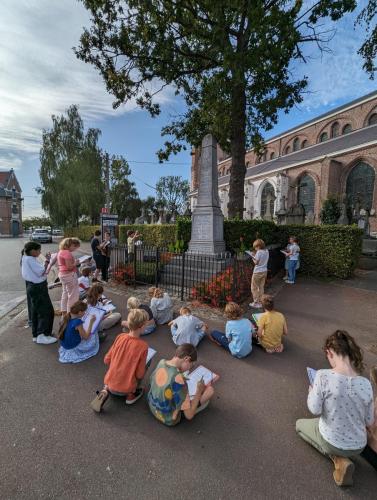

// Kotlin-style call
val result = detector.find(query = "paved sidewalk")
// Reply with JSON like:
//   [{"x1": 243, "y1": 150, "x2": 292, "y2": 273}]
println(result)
[{"x1": 0, "y1": 276, "x2": 376, "y2": 499}]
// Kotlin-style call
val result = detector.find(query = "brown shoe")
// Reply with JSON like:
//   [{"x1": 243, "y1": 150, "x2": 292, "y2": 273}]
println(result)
[
  {"x1": 90, "y1": 389, "x2": 109, "y2": 413},
  {"x1": 332, "y1": 456, "x2": 354, "y2": 486}
]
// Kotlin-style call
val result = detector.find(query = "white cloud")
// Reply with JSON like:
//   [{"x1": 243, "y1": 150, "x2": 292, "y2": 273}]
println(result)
[{"x1": 0, "y1": 0, "x2": 172, "y2": 160}]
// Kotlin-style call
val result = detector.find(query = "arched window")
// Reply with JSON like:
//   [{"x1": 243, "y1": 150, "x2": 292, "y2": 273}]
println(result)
[
  {"x1": 260, "y1": 182, "x2": 275, "y2": 218},
  {"x1": 319, "y1": 132, "x2": 328, "y2": 142},
  {"x1": 331, "y1": 122, "x2": 340, "y2": 138},
  {"x1": 270, "y1": 152, "x2": 275, "y2": 160},
  {"x1": 342, "y1": 124, "x2": 352, "y2": 134},
  {"x1": 285, "y1": 146, "x2": 290, "y2": 155},
  {"x1": 301, "y1": 140, "x2": 308, "y2": 149},
  {"x1": 297, "y1": 174, "x2": 316, "y2": 215},
  {"x1": 226, "y1": 168, "x2": 230, "y2": 175},
  {"x1": 346, "y1": 162, "x2": 375, "y2": 211},
  {"x1": 368, "y1": 113, "x2": 377, "y2": 126},
  {"x1": 293, "y1": 138, "x2": 300, "y2": 152}
]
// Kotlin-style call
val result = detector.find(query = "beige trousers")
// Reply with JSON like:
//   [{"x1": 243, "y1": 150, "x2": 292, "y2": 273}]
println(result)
[
  {"x1": 100, "y1": 312, "x2": 121, "y2": 331},
  {"x1": 59, "y1": 272, "x2": 79, "y2": 313},
  {"x1": 251, "y1": 271, "x2": 267, "y2": 304}
]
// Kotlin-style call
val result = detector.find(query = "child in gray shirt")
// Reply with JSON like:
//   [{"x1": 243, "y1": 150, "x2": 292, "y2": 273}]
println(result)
[{"x1": 169, "y1": 307, "x2": 207, "y2": 347}]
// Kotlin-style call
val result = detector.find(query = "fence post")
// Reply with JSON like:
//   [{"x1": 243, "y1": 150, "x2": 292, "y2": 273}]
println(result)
[
  {"x1": 133, "y1": 247, "x2": 137, "y2": 288},
  {"x1": 155, "y1": 247, "x2": 160, "y2": 288},
  {"x1": 180, "y1": 251, "x2": 186, "y2": 301},
  {"x1": 231, "y1": 254, "x2": 237, "y2": 302}
]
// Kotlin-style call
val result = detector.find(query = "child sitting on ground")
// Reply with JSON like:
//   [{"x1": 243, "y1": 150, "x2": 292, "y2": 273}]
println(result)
[
  {"x1": 90, "y1": 309, "x2": 150, "y2": 412},
  {"x1": 86, "y1": 283, "x2": 121, "y2": 339},
  {"x1": 361, "y1": 366, "x2": 377, "y2": 470},
  {"x1": 58, "y1": 301, "x2": 98, "y2": 364},
  {"x1": 78, "y1": 267, "x2": 91, "y2": 300},
  {"x1": 209, "y1": 302, "x2": 253, "y2": 358},
  {"x1": 148, "y1": 343, "x2": 215, "y2": 426},
  {"x1": 149, "y1": 287, "x2": 173, "y2": 325},
  {"x1": 122, "y1": 296, "x2": 156, "y2": 335},
  {"x1": 168, "y1": 307, "x2": 208, "y2": 347},
  {"x1": 255, "y1": 295, "x2": 288, "y2": 353}
]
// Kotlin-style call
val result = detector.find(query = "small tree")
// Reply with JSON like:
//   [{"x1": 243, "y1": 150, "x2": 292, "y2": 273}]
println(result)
[
  {"x1": 156, "y1": 176, "x2": 190, "y2": 216},
  {"x1": 320, "y1": 197, "x2": 341, "y2": 225}
]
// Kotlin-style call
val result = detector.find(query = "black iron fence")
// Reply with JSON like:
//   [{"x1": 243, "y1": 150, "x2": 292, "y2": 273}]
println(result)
[{"x1": 110, "y1": 245, "x2": 284, "y2": 306}]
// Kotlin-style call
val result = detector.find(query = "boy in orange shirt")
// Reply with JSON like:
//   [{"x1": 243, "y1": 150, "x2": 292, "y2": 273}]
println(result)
[{"x1": 90, "y1": 309, "x2": 149, "y2": 412}]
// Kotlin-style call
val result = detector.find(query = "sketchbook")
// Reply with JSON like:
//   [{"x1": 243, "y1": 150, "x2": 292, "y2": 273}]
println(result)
[
  {"x1": 245, "y1": 250, "x2": 255, "y2": 259},
  {"x1": 185, "y1": 365, "x2": 219, "y2": 399},
  {"x1": 307, "y1": 367, "x2": 317, "y2": 386},
  {"x1": 280, "y1": 250, "x2": 289, "y2": 256},
  {"x1": 147, "y1": 347, "x2": 157, "y2": 365},
  {"x1": 100, "y1": 303, "x2": 117, "y2": 313},
  {"x1": 83, "y1": 306, "x2": 106, "y2": 335},
  {"x1": 78, "y1": 255, "x2": 92, "y2": 264}
]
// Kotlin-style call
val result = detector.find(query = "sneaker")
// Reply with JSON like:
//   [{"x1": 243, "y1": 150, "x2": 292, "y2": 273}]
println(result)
[
  {"x1": 254, "y1": 303, "x2": 262, "y2": 308},
  {"x1": 36, "y1": 334, "x2": 58, "y2": 345},
  {"x1": 24, "y1": 323, "x2": 31, "y2": 329},
  {"x1": 286, "y1": 281, "x2": 295, "y2": 284},
  {"x1": 332, "y1": 457, "x2": 354, "y2": 486},
  {"x1": 125, "y1": 388, "x2": 144, "y2": 405},
  {"x1": 195, "y1": 400, "x2": 210, "y2": 415},
  {"x1": 249, "y1": 302, "x2": 256, "y2": 308},
  {"x1": 90, "y1": 389, "x2": 109, "y2": 413},
  {"x1": 32, "y1": 337, "x2": 37, "y2": 342}
]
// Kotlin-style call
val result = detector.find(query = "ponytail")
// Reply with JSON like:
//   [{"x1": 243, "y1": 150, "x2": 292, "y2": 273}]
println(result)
[
  {"x1": 57, "y1": 301, "x2": 88, "y2": 340},
  {"x1": 324, "y1": 330, "x2": 365, "y2": 374}
]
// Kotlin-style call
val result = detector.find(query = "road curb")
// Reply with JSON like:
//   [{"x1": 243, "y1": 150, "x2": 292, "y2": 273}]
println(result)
[{"x1": 0, "y1": 295, "x2": 26, "y2": 321}]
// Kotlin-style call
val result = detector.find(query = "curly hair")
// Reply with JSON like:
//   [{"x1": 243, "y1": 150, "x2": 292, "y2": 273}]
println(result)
[{"x1": 324, "y1": 330, "x2": 365, "y2": 374}]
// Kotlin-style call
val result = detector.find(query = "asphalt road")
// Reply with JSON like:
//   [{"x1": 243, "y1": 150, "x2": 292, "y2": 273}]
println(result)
[{"x1": 0, "y1": 274, "x2": 376, "y2": 499}]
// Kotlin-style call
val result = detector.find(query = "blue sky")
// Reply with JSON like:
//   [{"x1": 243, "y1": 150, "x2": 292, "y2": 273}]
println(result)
[{"x1": 0, "y1": 0, "x2": 375, "y2": 217}]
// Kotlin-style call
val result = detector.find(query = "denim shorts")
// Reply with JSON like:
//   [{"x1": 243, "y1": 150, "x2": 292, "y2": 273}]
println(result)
[{"x1": 211, "y1": 330, "x2": 230, "y2": 351}]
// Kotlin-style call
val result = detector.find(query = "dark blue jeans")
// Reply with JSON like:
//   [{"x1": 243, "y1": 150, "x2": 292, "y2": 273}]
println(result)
[{"x1": 288, "y1": 260, "x2": 298, "y2": 283}]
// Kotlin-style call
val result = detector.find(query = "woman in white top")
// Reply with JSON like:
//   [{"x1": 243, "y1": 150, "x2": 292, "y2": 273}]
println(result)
[
  {"x1": 250, "y1": 239, "x2": 269, "y2": 309},
  {"x1": 296, "y1": 330, "x2": 374, "y2": 487},
  {"x1": 21, "y1": 241, "x2": 57, "y2": 345}
]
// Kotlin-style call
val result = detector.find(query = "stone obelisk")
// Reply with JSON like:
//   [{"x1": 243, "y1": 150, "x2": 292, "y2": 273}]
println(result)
[{"x1": 188, "y1": 134, "x2": 226, "y2": 255}]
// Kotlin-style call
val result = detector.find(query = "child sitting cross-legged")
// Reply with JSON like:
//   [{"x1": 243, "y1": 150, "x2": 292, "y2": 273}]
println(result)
[
  {"x1": 149, "y1": 287, "x2": 173, "y2": 325},
  {"x1": 255, "y1": 295, "x2": 288, "y2": 353},
  {"x1": 168, "y1": 306, "x2": 208, "y2": 347},
  {"x1": 209, "y1": 302, "x2": 253, "y2": 358},
  {"x1": 122, "y1": 296, "x2": 156, "y2": 335},
  {"x1": 78, "y1": 266, "x2": 91, "y2": 300},
  {"x1": 90, "y1": 309, "x2": 150, "y2": 412},
  {"x1": 148, "y1": 343, "x2": 215, "y2": 426}
]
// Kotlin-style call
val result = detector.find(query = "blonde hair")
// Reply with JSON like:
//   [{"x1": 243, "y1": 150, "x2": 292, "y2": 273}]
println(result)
[
  {"x1": 253, "y1": 239, "x2": 265, "y2": 250},
  {"x1": 128, "y1": 309, "x2": 149, "y2": 330},
  {"x1": 59, "y1": 237, "x2": 81, "y2": 250},
  {"x1": 127, "y1": 296, "x2": 141, "y2": 309},
  {"x1": 148, "y1": 287, "x2": 156, "y2": 298},
  {"x1": 225, "y1": 302, "x2": 243, "y2": 320},
  {"x1": 153, "y1": 288, "x2": 164, "y2": 298},
  {"x1": 180, "y1": 306, "x2": 191, "y2": 315}
]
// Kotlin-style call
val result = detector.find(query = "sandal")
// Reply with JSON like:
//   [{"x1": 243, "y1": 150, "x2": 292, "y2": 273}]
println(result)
[{"x1": 90, "y1": 389, "x2": 109, "y2": 413}]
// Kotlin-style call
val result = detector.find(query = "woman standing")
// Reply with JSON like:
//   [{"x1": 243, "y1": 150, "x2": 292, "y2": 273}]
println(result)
[
  {"x1": 57, "y1": 237, "x2": 81, "y2": 314},
  {"x1": 99, "y1": 231, "x2": 112, "y2": 282},
  {"x1": 21, "y1": 242, "x2": 57, "y2": 345},
  {"x1": 250, "y1": 239, "x2": 269, "y2": 309},
  {"x1": 296, "y1": 331, "x2": 374, "y2": 486}
]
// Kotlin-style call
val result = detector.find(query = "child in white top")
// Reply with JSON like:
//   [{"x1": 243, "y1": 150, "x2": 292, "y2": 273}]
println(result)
[
  {"x1": 250, "y1": 239, "x2": 269, "y2": 309},
  {"x1": 149, "y1": 287, "x2": 173, "y2": 324},
  {"x1": 285, "y1": 236, "x2": 300, "y2": 284},
  {"x1": 169, "y1": 307, "x2": 207, "y2": 347},
  {"x1": 78, "y1": 267, "x2": 91, "y2": 300},
  {"x1": 296, "y1": 330, "x2": 374, "y2": 487}
]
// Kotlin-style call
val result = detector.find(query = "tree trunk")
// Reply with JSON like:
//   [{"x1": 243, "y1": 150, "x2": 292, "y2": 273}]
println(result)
[{"x1": 227, "y1": 80, "x2": 246, "y2": 219}]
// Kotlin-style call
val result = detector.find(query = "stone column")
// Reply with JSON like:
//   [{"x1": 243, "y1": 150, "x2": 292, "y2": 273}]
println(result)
[{"x1": 188, "y1": 134, "x2": 226, "y2": 255}]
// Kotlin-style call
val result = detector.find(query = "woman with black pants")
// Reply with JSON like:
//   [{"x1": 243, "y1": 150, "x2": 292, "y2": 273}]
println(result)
[{"x1": 21, "y1": 242, "x2": 57, "y2": 345}]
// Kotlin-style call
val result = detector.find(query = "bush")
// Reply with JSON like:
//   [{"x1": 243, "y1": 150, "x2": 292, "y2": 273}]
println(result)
[
  {"x1": 277, "y1": 224, "x2": 363, "y2": 279},
  {"x1": 177, "y1": 218, "x2": 279, "y2": 251},
  {"x1": 320, "y1": 197, "x2": 341, "y2": 224},
  {"x1": 119, "y1": 224, "x2": 176, "y2": 246},
  {"x1": 64, "y1": 225, "x2": 99, "y2": 241}
]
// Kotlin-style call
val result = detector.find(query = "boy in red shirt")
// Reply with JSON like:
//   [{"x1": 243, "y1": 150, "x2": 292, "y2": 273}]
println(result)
[{"x1": 90, "y1": 309, "x2": 149, "y2": 412}]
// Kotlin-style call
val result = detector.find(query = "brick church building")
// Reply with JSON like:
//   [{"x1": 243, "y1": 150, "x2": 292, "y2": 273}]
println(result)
[
  {"x1": 0, "y1": 169, "x2": 23, "y2": 237},
  {"x1": 190, "y1": 90, "x2": 377, "y2": 234}
]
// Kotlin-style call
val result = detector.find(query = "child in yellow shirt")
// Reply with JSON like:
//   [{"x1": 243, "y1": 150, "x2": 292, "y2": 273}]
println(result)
[{"x1": 257, "y1": 295, "x2": 287, "y2": 353}]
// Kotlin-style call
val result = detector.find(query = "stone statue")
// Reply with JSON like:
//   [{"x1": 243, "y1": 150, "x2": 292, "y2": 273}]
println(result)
[
  {"x1": 305, "y1": 211, "x2": 315, "y2": 224},
  {"x1": 263, "y1": 192, "x2": 276, "y2": 221},
  {"x1": 337, "y1": 200, "x2": 349, "y2": 225}
]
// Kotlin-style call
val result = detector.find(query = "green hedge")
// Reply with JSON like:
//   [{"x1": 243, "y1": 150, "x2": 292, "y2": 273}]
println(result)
[
  {"x1": 64, "y1": 225, "x2": 100, "y2": 241},
  {"x1": 176, "y1": 218, "x2": 279, "y2": 251},
  {"x1": 277, "y1": 224, "x2": 363, "y2": 279},
  {"x1": 119, "y1": 224, "x2": 177, "y2": 246}
]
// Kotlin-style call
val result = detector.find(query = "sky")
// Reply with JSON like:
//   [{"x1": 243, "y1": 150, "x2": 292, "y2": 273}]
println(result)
[{"x1": 0, "y1": 0, "x2": 375, "y2": 217}]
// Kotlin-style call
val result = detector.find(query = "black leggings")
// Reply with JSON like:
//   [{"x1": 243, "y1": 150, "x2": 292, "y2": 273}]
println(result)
[
  {"x1": 26, "y1": 281, "x2": 54, "y2": 338},
  {"x1": 361, "y1": 445, "x2": 377, "y2": 470}
]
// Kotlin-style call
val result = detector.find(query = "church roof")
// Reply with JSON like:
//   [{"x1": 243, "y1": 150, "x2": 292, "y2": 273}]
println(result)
[{"x1": 218, "y1": 123, "x2": 377, "y2": 186}]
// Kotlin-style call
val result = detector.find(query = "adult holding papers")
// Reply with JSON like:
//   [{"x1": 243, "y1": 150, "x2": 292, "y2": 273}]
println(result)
[
  {"x1": 296, "y1": 331, "x2": 374, "y2": 487},
  {"x1": 58, "y1": 301, "x2": 101, "y2": 363},
  {"x1": 99, "y1": 231, "x2": 112, "y2": 282},
  {"x1": 249, "y1": 239, "x2": 269, "y2": 309},
  {"x1": 148, "y1": 344, "x2": 215, "y2": 426}
]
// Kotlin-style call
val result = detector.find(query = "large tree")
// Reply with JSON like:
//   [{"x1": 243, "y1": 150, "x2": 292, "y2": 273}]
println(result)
[
  {"x1": 108, "y1": 153, "x2": 141, "y2": 221},
  {"x1": 76, "y1": 0, "x2": 356, "y2": 218},
  {"x1": 357, "y1": 1, "x2": 377, "y2": 76},
  {"x1": 39, "y1": 105, "x2": 105, "y2": 226}
]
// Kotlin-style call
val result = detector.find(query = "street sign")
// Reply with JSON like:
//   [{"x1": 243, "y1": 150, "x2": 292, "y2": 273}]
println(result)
[{"x1": 100, "y1": 213, "x2": 118, "y2": 243}]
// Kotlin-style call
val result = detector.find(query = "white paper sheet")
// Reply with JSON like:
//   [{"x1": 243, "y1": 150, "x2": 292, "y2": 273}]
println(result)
[
  {"x1": 185, "y1": 365, "x2": 216, "y2": 398},
  {"x1": 147, "y1": 348, "x2": 157, "y2": 365},
  {"x1": 82, "y1": 306, "x2": 106, "y2": 334},
  {"x1": 307, "y1": 367, "x2": 317, "y2": 386}
]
